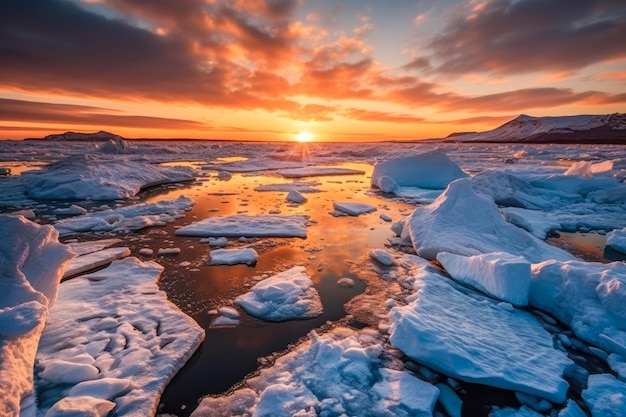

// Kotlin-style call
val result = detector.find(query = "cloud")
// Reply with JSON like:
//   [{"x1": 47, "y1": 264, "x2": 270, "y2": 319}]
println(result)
[
  {"x1": 427, "y1": 0, "x2": 626, "y2": 75},
  {"x1": 0, "y1": 98, "x2": 206, "y2": 129}
]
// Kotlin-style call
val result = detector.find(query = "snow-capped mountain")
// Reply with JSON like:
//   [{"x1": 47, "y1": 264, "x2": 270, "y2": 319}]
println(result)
[
  {"x1": 44, "y1": 130, "x2": 123, "y2": 141},
  {"x1": 450, "y1": 113, "x2": 626, "y2": 143}
]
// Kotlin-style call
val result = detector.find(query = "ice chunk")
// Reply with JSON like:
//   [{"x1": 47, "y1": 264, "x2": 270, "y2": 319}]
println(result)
[
  {"x1": 35, "y1": 257, "x2": 204, "y2": 416},
  {"x1": 369, "y1": 249, "x2": 395, "y2": 266},
  {"x1": 530, "y1": 260, "x2": 626, "y2": 355},
  {"x1": 158, "y1": 247, "x2": 181, "y2": 255},
  {"x1": 63, "y1": 247, "x2": 131, "y2": 278},
  {"x1": 22, "y1": 156, "x2": 195, "y2": 200},
  {"x1": 371, "y1": 150, "x2": 467, "y2": 191},
  {"x1": 286, "y1": 190, "x2": 307, "y2": 204},
  {"x1": 191, "y1": 327, "x2": 439, "y2": 417},
  {"x1": 490, "y1": 406, "x2": 544, "y2": 417},
  {"x1": 54, "y1": 196, "x2": 195, "y2": 235},
  {"x1": 39, "y1": 360, "x2": 99, "y2": 384},
  {"x1": 201, "y1": 237, "x2": 230, "y2": 247},
  {"x1": 209, "y1": 248, "x2": 258, "y2": 266},
  {"x1": 606, "y1": 227, "x2": 626, "y2": 254},
  {"x1": 67, "y1": 377, "x2": 131, "y2": 400},
  {"x1": 254, "y1": 182, "x2": 321, "y2": 193},
  {"x1": 403, "y1": 179, "x2": 573, "y2": 262},
  {"x1": 277, "y1": 166, "x2": 365, "y2": 178},
  {"x1": 565, "y1": 160, "x2": 613, "y2": 178},
  {"x1": 558, "y1": 400, "x2": 587, "y2": 417},
  {"x1": 45, "y1": 396, "x2": 116, "y2": 417},
  {"x1": 65, "y1": 239, "x2": 122, "y2": 256},
  {"x1": 436, "y1": 252, "x2": 531, "y2": 306},
  {"x1": 176, "y1": 214, "x2": 309, "y2": 238},
  {"x1": 235, "y1": 266, "x2": 323, "y2": 321},
  {"x1": 582, "y1": 373, "x2": 626, "y2": 416},
  {"x1": 53, "y1": 204, "x2": 88, "y2": 216},
  {"x1": 501, "y1": 207, "x2": 561, "y2": 239},
  {"x1": 0, "y1": 216, "x2": 74, "y2": 416},
  {"x1": 390, "y1": 265, "x2": 572, "y2": 403},
  {"x1": 332, "y1": 201, "x2": 377, "y2": 216}
]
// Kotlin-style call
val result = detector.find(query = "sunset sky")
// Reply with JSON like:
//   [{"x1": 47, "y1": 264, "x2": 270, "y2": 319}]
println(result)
[{"x1": 1, "y1": 0, "x2": 625, "y2": 142}]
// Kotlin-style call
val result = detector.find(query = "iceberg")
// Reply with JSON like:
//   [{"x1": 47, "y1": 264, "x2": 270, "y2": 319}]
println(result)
[
  {"x1": 22, "y1": 156, "x2": 195, "y2": 200},
  {"x1": 0, "y1": 216, "x2": 74, "y2": 416},
  {"x1": 389, "y1": 261, "x2": 572, "y2": 403},
  {"x1": 436, "y1": 252, "x2": 531, "y2": 306},
  {"x1": 530, "y1": 260, "x2": 626, "y2": 355},
  {"x1": 208, "y1": 248, "x2": 258, "y2": 266},
  {"x1": 54, "y1": 196, "x2": 195, "y2": 235},
  {"x1": 35, "y1": 257, "x2": 205, "y2": 416},
  {"x1": 191, "y1": 327, "x2": 439, "y2": 417},
  {"x1": 401, "y1": 179, "x2": 574, "y2": 262},
  {"x1": 176, "y1": 214, "x2": 309, "y2": 238},
  {"x1": 371, "y1": 150, "x2": 467, "y2": 192},
  {"x1": 235, "y1": 266, "x2": 323, "y2": 321}
]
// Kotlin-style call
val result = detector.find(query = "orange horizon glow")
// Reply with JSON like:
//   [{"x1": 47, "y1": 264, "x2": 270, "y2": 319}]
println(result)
[{"x1": 1, "y1": 1, "x2": 625, "y2": 142}]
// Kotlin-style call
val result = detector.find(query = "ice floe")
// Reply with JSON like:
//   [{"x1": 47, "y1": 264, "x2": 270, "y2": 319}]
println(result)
[
  {"x1": 436, "y1": 251, "x2": 531, "y2": 306},
  {"x1": 501, "y1": 207, "x2": 561, "y2": 239},
  {"x1": 286, "y1": 190, "x2": 308, "y2": 204},
  {"x1": 332, "y1": 201, "x2": 377, "y2": 216},
  {"x1": 63, "y1": 246, "x2": 131, "y2": 278},
  {"x1": 65, "y1": 238, "x2": 122, "y2": 256},
  {"x1": 277, "y1": 166, "x2": 365, "y2": 178},
  {"x1": 176, "y1": 214, "x2": 309, "y2": 238},
  {"x1": 254, "y1": 181, "x2": 321, "y2": 193},
  {"x1": 209, "y1": 248, "x2": 258, "y2": 266},
  {"x1": 191, "y1": 327, "x2": 439, "y2": 417},
  {"x1": 35, "y1": 257, "x2": 204, "y2": 416},
  {"x1": 530, "y1": 260, "x2": 626, "y2": 355},
  {"x1": 398, "y1": 179, "x2": 574, "y2": 262},
  {"x1": 369, "y1": 248, "x2": 395, "y2": 266},
  {"x1": 54, "y1": 195, "x2": 195, "y2": 235},
  {"x1": 371, "y1": 150, "x2": 467, "y2": 193},
  {"x1": 606, "y1": 227, "x2": 626, "y2": 254},
  {"x1": 235, "y1": 266, "x2": 323, "y2": 321},
  {"x1": 22, "y1": 156, "x2": 195, "y2": 200},
  {"x1": 582, "y1": 373, "x2": 626, "y2": 416},
  {"x1": 390, "y1": 257, "x2": 572, "y2": 403},
  {"x1": 0, "y1": 216, "x2": 74, "y2": 416}
]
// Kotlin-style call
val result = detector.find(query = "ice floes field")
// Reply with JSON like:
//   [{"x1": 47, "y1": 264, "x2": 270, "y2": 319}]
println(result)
[{"x1": 1, "y1": 138, "x2": 626, "y2": 417}]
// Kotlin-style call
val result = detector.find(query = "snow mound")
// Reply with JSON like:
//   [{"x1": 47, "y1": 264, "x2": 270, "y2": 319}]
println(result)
[
  {"x1": 54, "y1": 196, "x2": 195, "y2": 235},
  {"x1": 191, "y1": 327, "x2": 439, "y2": 417},
  {"x1": 400, "y1": 179, "x2": 573, "y2": 262},
  {"x1": 35, "y1": 257, "x2": 204, "y2": 416},
  {"x1": 277, "y1": 166, "x2": 365, "y2": 178},
  {"x1": 209, "y1": 248, "x2": 258, "y2": 266},
  {"x1": 63, "y1": 247, "x2": 131, "y2": 278},
  {"x1": 606, "y1": 227, "x2": 626, "y2": 254},
  {"x1": 436, "y1": 252, "x2": 531, "y2": 306},
  {"x1": 235, "y1": 266, "x2": 322, "y2": 321},
  {"x1": 582, "y1": 373, "x2": 626, "y2": 417},
  {"x1": 332, "y1": 201, "x2": 377, "y2": 216},
  {"x1": 176, "y1": 214, "x2": 309, "y2": 238},
  {"x1": 0, "y1": 216, "x2": 74, "y2": 416},
  {"x1": 371, "y1": 150, "x2": 467, "y2": 192},
  {"x1": 22, "y1": 156, "x2": 195, "y2": 200},
  {"x1": 390, "y1": 270, "x2": 572, "y2": 403},
  {"x1": 530, "y1": 260, "x2": 626, "y2": 355}
]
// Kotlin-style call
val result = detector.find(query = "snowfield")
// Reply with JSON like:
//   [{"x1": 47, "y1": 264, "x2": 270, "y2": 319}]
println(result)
[{"x1": 1, "y1": 138, "x2": 625, "y2": 417}]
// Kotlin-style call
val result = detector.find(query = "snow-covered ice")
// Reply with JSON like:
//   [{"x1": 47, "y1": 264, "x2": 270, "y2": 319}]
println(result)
[
  {"x1": 606, "y1": 227, "x2": 626, "y2": 254},
  {"x1": 22, "y1": 156, "x2": 195, "y2": 200},
  {"x1": 390, "y1": 257, "x2": 572, "y2": 403},
  {"x1": 436, "y1": 252, "x2": 531, "y2": 306},
  {"x1": 235, "y1": 266, "x2": 323, "y2": 321},
  {"x1": 65, "y1": 238, "x2": 122, "y2": 256},
  {"x1": 371, "y1": 150, "x2": 467, "y2": 193},
  {"x1": 254, "y1": 181, "x2": 321, "y2": 193},
  {"x1": 191, "y1": 327, "x2": 439, "y2": 417},
  {"x1": 63, "y1": 246, "x2": 131, "y2": 278},
  {"x1": 369, "y1": 248, "x2": 395, "y2": 266},
  {"x1": 209, "y1": 248, "x2": 258, "y2": 266},
  {"x1": 398, "y1": 179, "x2": 574, "y2": 262},
  {"x1": 501, "y1": 207, "x2": 561, "y2": 239},
  {"x1": 176, "y1": 214, "x2": 309, "y2": 238},
  {"x1": 582, "y1": 373, "x2": 626, "y2": 416},
  {"x1": 53, "y1": 204, "x2": 87, "y2": 216},
  {"x1": 332, "y1": 201, "x2": 377, "y2": 216},
  {"x1": 277, "y1": 166, "x2": 365, "y2": 178},
  {"x1": 530, "y1": 260, "x2": 626, "y2": 355},
  {"x1": 54, "y1": 195, "x2": 195, "y2": 235},
  {"x1": 200, "y1": 236, "x2": 230, "y2": 247},
  {"x1": 0, "y1": 216, "x2": 74, "y2": 416},
  {"x1": 35, "y1": 257, "x2": 204, "y2": 416}
]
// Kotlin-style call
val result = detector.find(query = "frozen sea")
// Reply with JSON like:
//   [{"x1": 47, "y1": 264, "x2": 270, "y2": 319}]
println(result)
[{"x1": 1, "y1": 139, "x2": 626, "y2": 417}]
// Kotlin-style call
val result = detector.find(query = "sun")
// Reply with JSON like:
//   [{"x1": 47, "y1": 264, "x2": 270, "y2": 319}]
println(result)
[{"x1": 296, "y1": 131, "x2": 314, "y2": 142}]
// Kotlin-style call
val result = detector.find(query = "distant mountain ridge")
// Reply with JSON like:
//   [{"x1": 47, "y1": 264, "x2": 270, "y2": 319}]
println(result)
[
  {"x1": 44, "y1": 130, "x2": 123, "y2": 141},
  {"x1": 449, "y1": 113, "x2": 626, "y2": 143}
]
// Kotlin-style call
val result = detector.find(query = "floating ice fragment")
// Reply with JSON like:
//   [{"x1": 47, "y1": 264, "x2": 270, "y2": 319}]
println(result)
[
  {"x1": 606, "y1": 227, "x2": 626, "y2": 254},
  {"x1": 158, "y1": 248, "x2": 181, "y2": 255},
  {"x1": 332, "y1": 201, "x2": 376, "y2": 216},
  {"x1": 277, "y1": 166, "x2": 365, "y2": 178},
  {"x1": 53, "y1": 204, "x2": 87, "y2": 216},
  {"x1": 286, "y1": 190, "x2": 307, "y2": 204},
  {"x1": 369, "y1": 249, "x2": 394, "y2": 266},
  {"x1": 176, "y1": 214, "x2": 309, "y2": 238},
  {"x1": 63, "y1": 247, "x2": 131, "y2": 279},
  {"x1": 209, "y1": 248, "x2": 258, "y2": 266}
]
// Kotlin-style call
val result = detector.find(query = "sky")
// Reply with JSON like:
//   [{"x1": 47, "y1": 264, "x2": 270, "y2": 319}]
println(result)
[{"x1": 1, "y1": 0, "x2": 625, "y2": 142}]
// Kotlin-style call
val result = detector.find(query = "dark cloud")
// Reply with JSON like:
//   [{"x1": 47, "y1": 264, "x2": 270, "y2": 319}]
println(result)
[
  {"x1": 0, "y1": 98, "x2": 205, "y2": 129},
  {"x1": 427, "y1": 0, "x2": 626, "y2": 75}
]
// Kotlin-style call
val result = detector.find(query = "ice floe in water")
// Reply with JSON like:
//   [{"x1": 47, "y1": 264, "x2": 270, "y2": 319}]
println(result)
[
  {"x1": 0, "y1": 216, "x2": 74, "y2": 416},
  {"x1": 63, "y1": 246, "x2": 131, "y2": 279},
  {"x1": 235, "y1": 266, "x2": 323, "y2": 321},
  {"x1": 582, "y1": 373, "x2": 626, "y2": 416},
  {"x1": 332, "y1": 201, "x2": 377, "y2": 216},
  {"x1": 65, "y1": 238, "x2": 122, "y2": 256},
  {"x1": 389, "y1": 256, "x2": 572, "y2": 404},
  {"x1": 208, "y1": 248, "x2": 258, "y2": 266},
  {"x1": 191, "y1": 327, "x2": 439, "y2": 417},
  {"x1": 176, "y1": 214, "x2": 309, "y2": 238},
  {"x1": 606, "y1": 227, "x2": 626, "y2": 254},
  {"x1": 277, "y1": 166, "x2": 365, "y2": 178},
  {"x1": 254, "y1": 181, "x2": 321, "y2": 193},
  {"x1": 530, "y1": 260, "x2": 626, "y2": 355},
  {"x1": 398, "y1": 179, "x2": 574, "y2": 262},
  {"x1": 22, "y1": 156, "x2": 195, "y2": 200},
  {"x1": 35, "y1": 257, "x2": 204, "y2": 416}
]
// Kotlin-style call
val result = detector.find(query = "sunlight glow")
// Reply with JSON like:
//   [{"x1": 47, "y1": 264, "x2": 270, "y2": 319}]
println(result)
[{"x1": 296, "y1": 131, "x2": 314, "y2": 142}]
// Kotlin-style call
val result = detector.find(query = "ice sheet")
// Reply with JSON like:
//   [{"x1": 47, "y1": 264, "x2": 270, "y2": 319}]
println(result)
[{"x1": 176, "y1": 214, "x2": 309, "y2": 238}]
